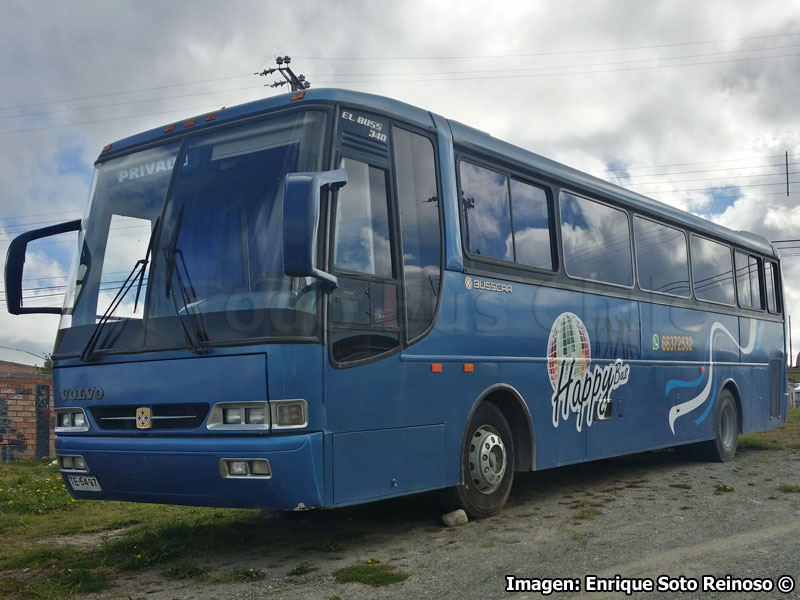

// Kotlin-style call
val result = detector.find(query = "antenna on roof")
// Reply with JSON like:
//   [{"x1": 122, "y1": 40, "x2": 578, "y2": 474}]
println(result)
[{"x1": 255, "y1": 56, "x2": 311, "y2": 92}]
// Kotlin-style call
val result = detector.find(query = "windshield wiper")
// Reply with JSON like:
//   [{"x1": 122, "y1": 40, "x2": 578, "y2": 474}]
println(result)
[
  {"x1": 162, "y1": 204, "x2": 209, "y2": 355},
  {"x1": 80, "y1": 221, "x2": 159, "y2": 362}
]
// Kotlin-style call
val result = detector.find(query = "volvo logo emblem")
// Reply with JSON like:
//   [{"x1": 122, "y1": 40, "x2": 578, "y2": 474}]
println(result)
[{"x1": 59, "y1": 387, "x2": 105, "y2": 401}]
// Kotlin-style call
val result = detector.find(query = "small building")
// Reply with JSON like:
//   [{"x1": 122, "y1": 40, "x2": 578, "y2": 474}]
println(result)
[{"x1": 0, "y1": 346, "x2": 54, "y2": 462}]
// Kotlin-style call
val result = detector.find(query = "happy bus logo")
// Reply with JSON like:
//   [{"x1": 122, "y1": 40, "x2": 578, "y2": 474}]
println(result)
[{"x1": 547, "y1": 312, "x2": 630, "y2": 432}]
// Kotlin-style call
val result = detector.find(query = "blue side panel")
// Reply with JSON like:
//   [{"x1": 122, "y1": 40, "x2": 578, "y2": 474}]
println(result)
[
  {"x1": 265, "y1": 345, "x2": 325, "y2": 427},
  {"x1": 324, "y1": 347, "x2": 483, "y2": 505},
  {"x1": 743, "y1": 318, "x2": 785, "y2": 432},
  {"x1": 640, "y1": 303, "x2": 770, "y2": 445},
  {"x1": 413, "y1": 271, "x2": 785, "y2": 475},
  {"x1": 332, "y1": 424, "x2": 446, "y2": 504},
  {"x1": 417, "y1": 272, "x2": 647, "y2": 469}
]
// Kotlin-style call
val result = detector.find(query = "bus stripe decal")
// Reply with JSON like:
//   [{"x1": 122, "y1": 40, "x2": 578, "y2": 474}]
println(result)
[{"x1": 667, "y1": 319, "x2": 758, "y2": 434}]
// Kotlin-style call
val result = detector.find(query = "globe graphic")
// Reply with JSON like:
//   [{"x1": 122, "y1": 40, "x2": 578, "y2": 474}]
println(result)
[{"x1": 547, "y1": 312, "x2": 592, "y2": 389}]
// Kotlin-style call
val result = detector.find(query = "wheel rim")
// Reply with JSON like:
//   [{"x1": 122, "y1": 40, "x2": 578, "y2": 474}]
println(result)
[
  {"x1": 719, "y1": 402, "x2": 737, "y2": 449},
  {"x1": 468, "y1": 425, "x2": 507, "y2": 494}
]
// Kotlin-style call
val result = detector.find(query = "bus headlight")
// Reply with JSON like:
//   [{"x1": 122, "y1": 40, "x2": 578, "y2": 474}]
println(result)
[
  {"x1": 58, "y1": 454, "x2": 89, "y2": 472},
  {"x1": 207, "y1": 402, "x2": 270, "y2": 430},
  {"x1": 220, "y1": 458, "x2": 272, "y2": 479},
  {"x1": 271, "y1": 399, "x2": 308, "y2": 429},
  {"x1": 55, "y1": 408, "x2": 90, "y2": 432}
]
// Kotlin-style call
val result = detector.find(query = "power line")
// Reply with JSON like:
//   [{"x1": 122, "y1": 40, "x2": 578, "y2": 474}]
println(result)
[
  {"x1": 0, "y1": 73, "x2": 253, "y2": 114},
  {"x1": 0, "y1": 85, "x2": 264, "y2": 122},
  {"x1": 295, "y1": 31, "x2": 800, "y2": 60},
  {"x1": 0, "y1": 208, "x2": 83, "y2": 223},
  {"x1": 649, "y1": 189, "x2": 798, "y2": 201},
  {"x1": 620, "y1": 171, "x2": 800, "y2": 188},
  {"x1": 0, "y1": 101, "x2": 228, "y2": 136},
  {"x1": 312, "y1": 51, "x2": 800, "y2": 85},
  {"x1": 630, "y1": 180, "x2": 800, "y2": 195},
  {"x1": 309, "y1": 43, "x2": 800, "y2": 79},
  {"x1": 602, "y1": 161, "x2": 799, "y2": 180},
  {"x1": 596, "y1": 154, "x2": 793, "y2": 174}
]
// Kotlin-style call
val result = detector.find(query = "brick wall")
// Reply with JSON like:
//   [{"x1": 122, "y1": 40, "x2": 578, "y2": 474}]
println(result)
[
  {"x1": 0, "y1": 370, "x2": 54, "y2": 462},
  {"x1": 0, "y1": 361, "x2": 42, "y2": 374}
]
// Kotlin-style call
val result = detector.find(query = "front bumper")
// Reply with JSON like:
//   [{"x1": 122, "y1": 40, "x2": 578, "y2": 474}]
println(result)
[{"x1": 56, "y1": 432, "x2": 324, "y2": 510}]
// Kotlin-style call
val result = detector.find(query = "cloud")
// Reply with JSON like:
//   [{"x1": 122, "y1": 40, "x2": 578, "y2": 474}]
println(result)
[{"x1": 2, "y1": 0, "x2": 800, "y2": 355}]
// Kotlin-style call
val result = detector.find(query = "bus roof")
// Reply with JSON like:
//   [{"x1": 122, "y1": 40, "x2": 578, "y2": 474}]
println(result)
[{"x1": 99, "y1": 87, "x2": 776, "y2": 258}]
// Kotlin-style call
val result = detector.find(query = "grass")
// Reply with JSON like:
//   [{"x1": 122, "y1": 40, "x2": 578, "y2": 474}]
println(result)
[
  {"x1": 738, "y1": 437, "x2": 785, "y2": 450},
  {"x1": 573, "y1": 508, "x2": 602, "y2": 520},
  {"x1": 288, "y1": 561, "x2": 318, "y2": 576},
  {"x1": 334, "y1": 560, "x2": 409, "y2": 587},
  {"x1": 0, "y1": 458, "x2": 270, "y2": 599},
  {"x1": 738, "y1": 407, "x2": 800, "y2": 451},
  {"x1": 164, "y1": 560, "x2": 208, "y2": 579},
  {"x1": 777, "y1": 484, "x2": 800, "y2": 493},
  {"x1": 209, "y1": 567, "x2": 266, "y2": 582}
]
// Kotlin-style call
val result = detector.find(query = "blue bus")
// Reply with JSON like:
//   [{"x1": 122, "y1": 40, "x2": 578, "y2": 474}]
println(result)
[{"x1": 5, "y1": 88, "x2": 788, "y2": 518}]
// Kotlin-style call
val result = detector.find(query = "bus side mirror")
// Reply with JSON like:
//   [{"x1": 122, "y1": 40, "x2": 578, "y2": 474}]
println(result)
[
  {"x1": 283, "y1": 168, "x2": 347, "y2": 291},
  {"x1": 4, "y1": 219, "x2": 82, "y2": 315}
]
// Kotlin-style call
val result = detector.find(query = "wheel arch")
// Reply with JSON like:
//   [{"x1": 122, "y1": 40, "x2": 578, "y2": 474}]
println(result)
[{"x1": 465, "y1": 384, "x2": 535, "y2": 472}]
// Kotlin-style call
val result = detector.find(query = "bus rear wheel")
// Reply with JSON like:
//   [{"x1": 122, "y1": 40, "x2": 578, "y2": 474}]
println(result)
[
  {"x1": 445, "y1": 403, "x2": 515, "y2": 519},
  {"x1": 678, "y1": 389, "x2": 739, "y2": 462},
  {"x1": 708, "y1": 389, "x2": 739, "y2": 462}
]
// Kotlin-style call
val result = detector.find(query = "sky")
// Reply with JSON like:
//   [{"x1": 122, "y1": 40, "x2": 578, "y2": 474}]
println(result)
[{"x1": 1, "y1": 0, "x2": 799, "y2": 360}]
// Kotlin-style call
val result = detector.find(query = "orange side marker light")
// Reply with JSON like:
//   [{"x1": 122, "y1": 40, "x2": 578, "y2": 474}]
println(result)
[{"x1": 431, "y1": 363, "x2": 443, "y2": 373}]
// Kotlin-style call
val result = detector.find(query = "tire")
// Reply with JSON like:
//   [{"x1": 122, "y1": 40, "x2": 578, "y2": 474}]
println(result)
[
  {"x1": 677, "y1": 389, "x2": 739, "y2": 462},
  {"x1": 707, "y1": 389, "x2": 739, "y2": 462},
  {"x1": 444, "y1": 403, "x2": 515, "y2": 519}
]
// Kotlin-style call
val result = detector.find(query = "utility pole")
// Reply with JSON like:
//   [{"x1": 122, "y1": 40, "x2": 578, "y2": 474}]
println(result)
[
  {"x1": 255, "y1": 56, "x2": 311, "y2": 92},
  {"x1": 787, "y1": 151, "x2": 790, "y2": 197}
]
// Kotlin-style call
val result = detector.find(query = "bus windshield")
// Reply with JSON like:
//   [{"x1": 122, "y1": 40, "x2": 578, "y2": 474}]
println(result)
[{"x1": 55, "y1": 109, "x2": 328, "y2": 356}]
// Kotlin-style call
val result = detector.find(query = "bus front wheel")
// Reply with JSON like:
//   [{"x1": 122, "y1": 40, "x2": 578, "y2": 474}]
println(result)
[{"x1": 445, "y1": 403, "x2": 515, "y2": 519}]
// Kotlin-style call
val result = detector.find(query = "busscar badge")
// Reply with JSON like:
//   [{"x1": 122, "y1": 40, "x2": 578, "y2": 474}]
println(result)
[{"x1": 136, "y1": 407, "x2": 152, "y2": 430}]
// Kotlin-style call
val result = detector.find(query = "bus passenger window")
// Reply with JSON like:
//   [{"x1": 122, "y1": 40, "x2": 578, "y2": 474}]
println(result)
[
  {"x1": 735, "y1": 252, "x2": 762, "y2": 309},
  {"x1": 510, "y1": 180, "x2": 553, "y2": 270},
  {"x1": 560, "y1": 192, "x2": 632, "y2": 286},
  {"x1": 765, "y1": 260, "x2": 779, "y2": 313},
  {"x1": 459, "y1": 162, "x2": 512, "y2": 260},
  {"x1": 634, "y1": 217, "x2": 689, "y2": 297},
  {"x1": 690, "y1": 236, "x2": 735, "y2": 305}
]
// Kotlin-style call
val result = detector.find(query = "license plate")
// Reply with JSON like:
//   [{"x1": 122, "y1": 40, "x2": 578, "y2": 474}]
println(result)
[{"x1": 68, "y1": 475, "x2": 102, "y2": 492}]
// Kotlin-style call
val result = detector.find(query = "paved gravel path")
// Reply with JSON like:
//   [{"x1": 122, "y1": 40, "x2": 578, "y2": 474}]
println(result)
[{"x1": 87, "y1": 447, "x2": 800, "y2": 600}]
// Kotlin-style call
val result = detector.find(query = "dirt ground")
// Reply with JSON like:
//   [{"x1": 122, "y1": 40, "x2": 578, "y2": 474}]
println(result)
[{"x1": 84, "y1": 447, "x2": 800, "y2": 600}]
